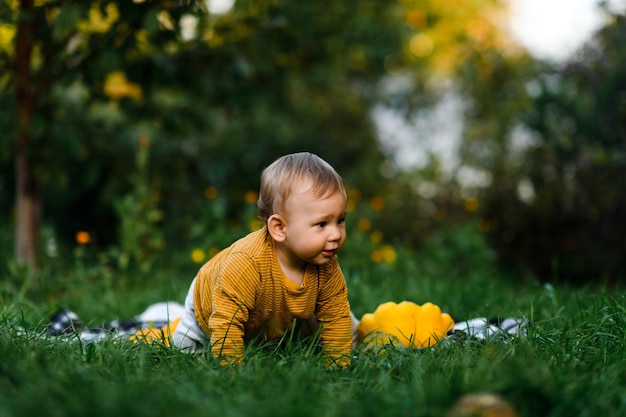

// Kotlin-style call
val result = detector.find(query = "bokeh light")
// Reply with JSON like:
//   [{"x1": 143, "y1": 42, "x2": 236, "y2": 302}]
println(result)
[
  {"x1": 75, "y1": 231, "x2": 91, "y2": 245},
  {"x1": 191, "y1": 248, "x2": 205, "y2": 264}
]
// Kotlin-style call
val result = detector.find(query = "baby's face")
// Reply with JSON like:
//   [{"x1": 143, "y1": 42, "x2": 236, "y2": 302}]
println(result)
[{"x1": 281, "y1": 181, "x2": 347, "y2": 265}]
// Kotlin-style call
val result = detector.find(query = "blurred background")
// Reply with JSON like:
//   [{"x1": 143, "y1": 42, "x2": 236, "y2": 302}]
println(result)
[{"x1": 1, "y1": 0, "x2": 625, "y2": 287}]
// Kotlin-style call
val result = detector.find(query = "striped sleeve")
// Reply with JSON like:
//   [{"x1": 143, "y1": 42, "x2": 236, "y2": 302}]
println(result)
[
  {"x1": 198, "y1": 252, "x2": 261, "y2": 364},
  {"x1": 315, "y1": 260, "x2": 352, "y2": 367}
]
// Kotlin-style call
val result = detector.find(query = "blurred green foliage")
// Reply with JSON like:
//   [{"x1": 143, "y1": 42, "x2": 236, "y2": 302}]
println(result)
[
  {"x1": 1, "y1": 0, "x2": 406, "y2": 247},
  {"x1": 470, "y1": 9, "x2": 626, "y2": 284},
  {"x1": 1, "y1": 0, "x2": 625, "y2": 285}
]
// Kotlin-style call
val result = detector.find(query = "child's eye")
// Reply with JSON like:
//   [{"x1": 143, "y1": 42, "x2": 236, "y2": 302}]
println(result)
[
  {"x1": 317, "y1": 222, "x2": 327, "y2": 228},
  {"x1": 338, "y1": 217, "x2": 346, "y2": 225}
]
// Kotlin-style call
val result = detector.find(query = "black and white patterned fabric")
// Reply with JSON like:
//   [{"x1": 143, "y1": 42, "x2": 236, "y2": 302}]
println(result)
[
  {"x1": 44, "y1": 302, "x2": 528, "y2": 346},
  {"x1": 446, "y1": 316, "x2": 529, "y2": 343},
  {"x1": 46, "y1": 302, "x2": 185, "y2": 343}
]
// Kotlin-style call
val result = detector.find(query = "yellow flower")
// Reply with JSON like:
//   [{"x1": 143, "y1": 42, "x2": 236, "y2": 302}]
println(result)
[
  {"x1": 77, "y1": 3, "x2": 120, "y2": 34},
  {"x1": 381, "y1": 245, "x2": 397, "y2": 264},
  {"x1": 103, "y1": 71, "x2": 142, "y2": 101},
  {"x1": 370, "y1": 230, "x2": 383, "y2": 244},
  {"x1": 464, "y1": 197, "x2": 479, "y2": 212},
  {"x1": 371, "y1": 245, "x2": 397, "y2": 264},
  {"x1": 370, "y1": 249, "x2": 384, "y2": 263},
  {"x1": 406, "y1": 9, "x2": 427, "y2": 29},
  {"x1": 244, "y1": 190, "x2": 258, "y2": 205},
  {"x1": 357, "y1": 218, "x2": 372, "y2": 232},
  {"x1": 75, "y1": 231, "x2": 91, "y2": 245},
  {"x1": 369, "y1": 196, "x2": 385, "y2": 211},
  {"x1": 410, "y1": 33, "x2": 434, "y2": 58},
  {"x1": 358, "y1": 301, "x2": 455, "y2": 349},
  {"x1": 0, "y1": 24, "x2": 15, "y2": 54},
  {"x1": 191, "y1": 248, "x2": 205, "y2": 264},
  {"x1": 204, "y1": 186, "x2": 218, "y2": 199}
]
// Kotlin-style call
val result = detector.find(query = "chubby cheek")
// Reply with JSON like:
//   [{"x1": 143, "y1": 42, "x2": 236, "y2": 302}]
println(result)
[
  {"x1": 339, "y1": 231, "x2": 347, "y2": 246},
  {"x1": 339, "y1": 227, "x2": 347, "y2": 244},
  {"x1": 295, "y1": 231, "x2": 323, "y2": 250}
]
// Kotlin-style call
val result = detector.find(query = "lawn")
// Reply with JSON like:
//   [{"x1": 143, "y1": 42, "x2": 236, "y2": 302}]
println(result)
[{"x1": 1, "y1": 224, "x2": 624, "y2": 417}]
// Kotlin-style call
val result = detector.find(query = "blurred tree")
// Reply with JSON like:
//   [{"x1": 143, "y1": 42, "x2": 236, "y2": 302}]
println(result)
[
  {"x1": 148, "y1": 0, "x2": 406, "y2": 214},
  {"x1": 12, "y1": 0, "x2": 39, "y2": 268},
  {"x1": 132, "y1": 0, "x2": 519, "y2": 248},
  {"x1": 371, "y1": 0, "x2": 519, "y2": 248},
  {"x1": 0, "y1": 0, "x2": 520, "y2": 268},
  {"x1": 467, "y1": 6, "x2": 626, "y2": 284},
  {"x1": 1, "y1": 0, "x2": 205, "y2": 268}
]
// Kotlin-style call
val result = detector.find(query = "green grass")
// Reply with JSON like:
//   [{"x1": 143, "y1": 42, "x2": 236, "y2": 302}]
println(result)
[{"x1": 1, "y1": 224, "x2": 625, "y2": 417}]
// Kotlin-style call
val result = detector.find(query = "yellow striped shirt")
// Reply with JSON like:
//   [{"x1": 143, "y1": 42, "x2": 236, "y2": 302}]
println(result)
[{"x1": 193, "y1": 227, "x2": 352, "y2": 365}]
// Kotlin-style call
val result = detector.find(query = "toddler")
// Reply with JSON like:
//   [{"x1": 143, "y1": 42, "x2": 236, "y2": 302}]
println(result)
[{"x1": 173, "y1": 152, "x2": 356, "y2": 366}]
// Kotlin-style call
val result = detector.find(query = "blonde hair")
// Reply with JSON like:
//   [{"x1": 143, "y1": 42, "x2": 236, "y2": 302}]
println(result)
[{"x1": 257, "y1": 152, "x2": 346, "y2": 221}]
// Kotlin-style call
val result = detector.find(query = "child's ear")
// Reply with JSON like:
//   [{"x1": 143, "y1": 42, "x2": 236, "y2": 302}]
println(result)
[{"x1": 267, "y1": 214, "x2": 287, "y2": 242}]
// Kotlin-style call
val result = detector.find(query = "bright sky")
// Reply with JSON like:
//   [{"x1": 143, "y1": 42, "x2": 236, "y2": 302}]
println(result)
[{"x1": 509, "y1": 0, "x2": 622, "y2": 61}]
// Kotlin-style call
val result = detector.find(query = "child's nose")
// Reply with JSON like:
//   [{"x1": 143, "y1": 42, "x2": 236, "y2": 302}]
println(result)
[{"x1": 328, "y1": 225, "x2": 342, "y2": 241}]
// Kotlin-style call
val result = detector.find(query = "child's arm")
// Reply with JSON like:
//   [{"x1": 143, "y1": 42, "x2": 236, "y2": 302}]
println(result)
[
  {"x1": 205, "y1": 254, "x2": 260, "y2": 364},
  {"x1": 208, "y1": 300, "x2": 248, "y2": 363},
  {"x1": 315, "y1": 262, "x2": 353, "y2": 367}
]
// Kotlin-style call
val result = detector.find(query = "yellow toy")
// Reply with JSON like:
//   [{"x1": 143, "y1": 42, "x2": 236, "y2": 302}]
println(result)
[{"x1": 357, "y1": 301, "x2": 454, "y2": 348}]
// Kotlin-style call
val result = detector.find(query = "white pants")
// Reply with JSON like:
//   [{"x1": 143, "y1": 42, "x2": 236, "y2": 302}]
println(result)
[{"x1": 172, "y1": 277, "x2": 208, "y2": 353}]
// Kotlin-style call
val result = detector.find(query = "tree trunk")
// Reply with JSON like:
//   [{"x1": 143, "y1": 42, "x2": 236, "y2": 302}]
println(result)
[{"x1": 14, "y1": 0, "x2": 40, "y2": 269}]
